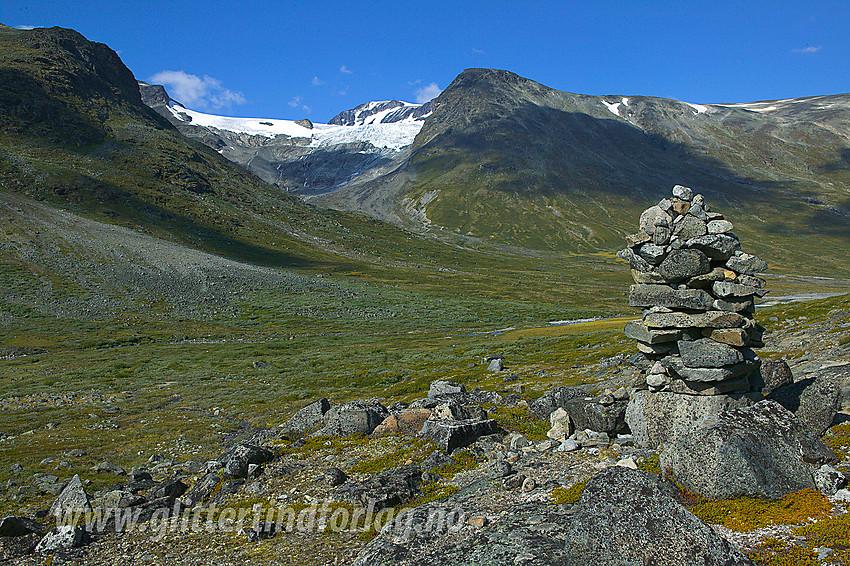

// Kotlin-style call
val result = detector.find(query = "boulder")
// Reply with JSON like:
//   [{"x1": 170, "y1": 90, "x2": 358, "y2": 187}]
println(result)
[
  {"x1": 316, "y1": 399, "x2": 390, "y2": 437},
  {"x1": 332, "y1": 464, "x2": 421, "y2": 510},
  {"x1": 324, "y1": 467, "x2": 348, "y2": 487},
  {"x1": 431, "y1": 402, "x2": 486, "y2": 421},
  {"x1": 546, "y1": 408, "x2": 573, "y2": 441},
  {"x1": 639, "y1": 206, "x2": 672, "y2": 237},
  {"x1": 419, "y1": 419, "x2": 500, "y2": 453},
  {"x1": 562, "y1": 399, "x2": 629, "y2": 435},
  {"x1": 101, "y1": 489, "x2": 145, "y2": 509},
  {"x1": 712, "y1": 281, "x2": 768, "y2": 299},
  {"x1": 35, "y1": 525, "x2": 87, "y2": 554},
  {"x1": 644, "y1": 310, "x2": 745, "y2": 329},
  {"x1": 428, "y1": 381, "x2": 466, "y2": 398},
  {"x1": 766, "y1": 375, "x2": 841, "y2": 436},
  {"x1": 625, "y1": 390, "x2": 753, "y2": 449},
  {"x1": 49, "y1": 475, "x2": 91, "y2": 517},
  {"x1": 356, "y1": 467, "x2": 753, "y2": 566},
  {"x1": 280, "y1": 398, "x2": 331, "y2": 434},
  {"x1": 221, "y1": 444, "x2": 274, "y2": 479},
  {"x1": 527, "y1": 386, "x2": 588, "y2": 420},
  {"x1": 660, "y1": 400, "x2": 836, "y2": 500},
  {"x1": 617, "y1": 247, "x2": 653, "y2": 272},
  {"x1": 421, "y1": 450, "x2": 454, "y2": 472},
  {"x1": 754, "y1": 359, "x2": 793, "y2": 394},
  {"x1": 702, "y1": 328, "x2": 749, "y2": 347},
  {"x1": 673, "y1": 215, "x2": 708, "y2": 241},
  {"x1": 178, "y1": 472, "x2": 221, "y2": 508},
  {"x1": 707, "y1": 219, "x2": 734, "y2": 234},
  {"x1": 371, "y1": 409, "x2": 432, "y2": 437},
  {"x1": 149, "y1": 476, "x2": 188, "y2": 500},
  {"x1": 813, "y1": 362, "x2": 850, "y2": 410},
  {"x1": 814, "y1": 465, "x2": 846, "y2": 496},
  {"x1": 0, "y1": 516, "x2": 42, "y2": 537}
]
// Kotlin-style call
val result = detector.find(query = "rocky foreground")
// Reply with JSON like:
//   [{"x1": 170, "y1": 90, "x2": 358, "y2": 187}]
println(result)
[{"x1": 2, "y1": 188, "x2": 850, "y2": 565}]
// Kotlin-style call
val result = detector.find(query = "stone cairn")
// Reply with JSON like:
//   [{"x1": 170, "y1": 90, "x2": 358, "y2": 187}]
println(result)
[{"x1": 618, "y1": 185, "x2": 768, "y2": 396}]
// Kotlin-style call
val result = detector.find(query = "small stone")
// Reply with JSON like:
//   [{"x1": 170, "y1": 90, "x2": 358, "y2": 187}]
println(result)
[
  {"x1": 468, "y1": 516, "x2": 489, "y2": 528},
  {"x1": 502, "y1": 473, "x2": 526, "y2": 490},
  {"x1": 712, "y1": 281, "x2": 768, "y2": 299},
  {"x1": 656, "y1": 249, "x2": 711, "y2": 283},
  {"x1": 521, "y1": 477, "x2": 537, "y2": 492},
  {"x1": 636, "y1": 243, "x2": 666, "y2": 265},
  {"x1": 646, "y1": 374, "x2": 669, "y2": 387},
  {"x1": 616, "y1": 457, "x2": 638, "y2": 469},
  {"x1": 707, "y1": 220, "x2": 733, "y2": 234},
  {"x1": 557, "y1": 439, "x2": 580, "y2": 452},
  {"x1": 625, "y1": 232, "x2": 651, "y2": 247},
  {"x1": 673, "y1": 216, "x2": 707, "y2": 241},
  {"x1": 726, "y1": 252, "x2": 768, "y2": 275},
  {"x1": 487, "y1": 358, "x2": 504, "y2": 372},
  {"x1": 672, "y1": 185, "x2": 693, "y2": 201},
  {"x1": 492, "y1": 460, "x2": 512, "y2": 479},
  {"x1": 509, "y1": 434, "x2": 532, "y2": 451},
  {"x1": 624, "y1": 320, "x2": 680, "y2": 344},
  {"x1": 702, "y1": 328, "x2": 749, "y2": 347},
  {"x1": 324, "y1": 467, "x2": 348, "y2": 487},
  {"x1": 685, "y1": 234, "x2": 740, "y2": 262},
  {"x1": 814, "y1": 465, "x2": 846, "y2": 496}
]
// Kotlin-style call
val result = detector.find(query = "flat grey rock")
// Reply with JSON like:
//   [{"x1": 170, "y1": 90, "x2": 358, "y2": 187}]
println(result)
[
  {"x1": 678, "y1": 338, "x2": 744, "y2": 368},
  {"x1": 629, "y1": 284, "x2": 714, "y2": 311}
]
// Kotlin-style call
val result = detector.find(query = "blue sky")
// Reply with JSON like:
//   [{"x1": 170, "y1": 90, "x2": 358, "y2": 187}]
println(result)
[{"x1": 4, "y1": 1, "x2": 848, "y2": 122}]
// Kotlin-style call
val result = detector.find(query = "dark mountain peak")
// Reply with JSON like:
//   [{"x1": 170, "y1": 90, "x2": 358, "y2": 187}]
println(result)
[{"x1": 0, "y1": 25, "x2": 140, "y2": 103}]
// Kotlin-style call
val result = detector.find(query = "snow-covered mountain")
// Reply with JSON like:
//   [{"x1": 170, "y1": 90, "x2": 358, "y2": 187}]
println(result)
[
  {"x1": 328, "y1": 99, "x2": 433, "y2": 126},
  {"x1": 140, "y1": 82, "x2": 428, "y2": 195}
]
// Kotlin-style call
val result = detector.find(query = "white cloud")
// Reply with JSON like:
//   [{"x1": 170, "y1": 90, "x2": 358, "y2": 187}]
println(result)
[
  {"x1": 15, "y1": 25, "x2": 37, "y2": 30},
  {"x1": 311, "y1": 76, "x2": 324, "y2": 86},
  {"x1": 472, "y1": 47, "x2": 485, "y2": 54},
  {"x1": 414, "y1": 82, "x2": 442, "y2": 104},
  {"x1": 792, "y1": 45, "x2": 822, "y2": 54},
  {"x1": 148, "y1": 70, "x2": 246, "y2": 110},
  {"x1": 288, "y1": 96, "x2": 302, "y2": 107},
  {"x1": 339, "y1": 65, "x2": 354, "y2": 74}
]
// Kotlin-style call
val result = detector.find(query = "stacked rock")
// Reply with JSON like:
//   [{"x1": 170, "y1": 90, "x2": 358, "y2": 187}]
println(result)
[{"x1": 617, "y1": 185, "x2": 768, "y2": 396}]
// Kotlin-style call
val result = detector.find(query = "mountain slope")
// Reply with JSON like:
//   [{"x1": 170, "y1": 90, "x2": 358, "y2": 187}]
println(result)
[
  {"x1": 391, "y1": 69, "x2": 850, "y2": 273},
  {"x1": 0, "y1": 24, "x2": 414, "y2": 274}
]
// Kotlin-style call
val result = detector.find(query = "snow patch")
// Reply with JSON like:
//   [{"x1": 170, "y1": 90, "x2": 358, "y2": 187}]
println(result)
[
  {"x1": 602, "y1": 100, "x2": 621, "y2": 117},
  {"x1": 166, "y1": 102, "x2": 422, "y2": 150},
  {"x1": 685, "y1": 102, "x2": 708, "y2": 114}
]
